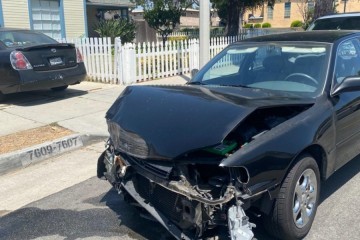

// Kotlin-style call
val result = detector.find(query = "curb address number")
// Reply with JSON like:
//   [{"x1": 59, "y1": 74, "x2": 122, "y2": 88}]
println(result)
[{"x1": 26, "y1": 137, "x2": 80, "y2": 161}]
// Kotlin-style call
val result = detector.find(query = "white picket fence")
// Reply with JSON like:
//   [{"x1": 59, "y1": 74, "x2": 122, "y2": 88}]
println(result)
[{"x1": 59, "y1": 35, "x2": 241, "y2": 84}]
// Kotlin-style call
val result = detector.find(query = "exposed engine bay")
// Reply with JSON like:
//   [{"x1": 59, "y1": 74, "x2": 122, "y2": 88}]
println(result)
[
  {"x1": 98, "y1": 142, "x2": 255, "y2": 240},
  {"x1": 98, "y1": 105, "x2": 309, "y2": 239}
]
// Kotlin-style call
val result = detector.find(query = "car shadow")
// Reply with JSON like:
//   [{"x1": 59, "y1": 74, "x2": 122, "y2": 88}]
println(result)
[
  {"x1": 319, "y1": 155, "x2": 360, "y2": 203},
  {"x1": 0, "y1": 88, "x2": 88, "y2": 107},
  {"x1": 90, "y1": 187, "x2": 174, "y2": 240},
  {"x1": 0, "y1": 189, "x2": 172, "y2": 240}
]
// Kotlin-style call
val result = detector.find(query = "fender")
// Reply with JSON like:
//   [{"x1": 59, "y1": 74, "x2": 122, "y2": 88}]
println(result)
[{"x1": 220, "y1": 97, "x2": 335, "y2": 196}]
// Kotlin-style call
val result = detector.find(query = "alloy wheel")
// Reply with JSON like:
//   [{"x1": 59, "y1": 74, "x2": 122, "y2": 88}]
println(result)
[{"x1": 292, "y1": 168, "x2": 318, "y2": 228}]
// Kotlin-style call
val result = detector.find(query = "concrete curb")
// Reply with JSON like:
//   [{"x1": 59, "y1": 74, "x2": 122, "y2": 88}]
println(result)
[{"x1": 0, "y1": 134, "x2": 107, "y2": 176}]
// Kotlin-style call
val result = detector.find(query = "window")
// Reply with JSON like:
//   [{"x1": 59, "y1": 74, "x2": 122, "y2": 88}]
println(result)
[
  {"x1": 308, "y1": 1, "x2": 315, "y2": 11},
  {"x1": 30, "y1": 0, "x2": 64, "y2": 39},
  {"x1": 121, "y1": 9, "x2": 128, "y2": 19},
  {"x1": 0, "y1": 0, "x2": 3, "y2": 27},
  {"x1": 309, "y1": 17, "x2": 360, "y2": 30},
  {"x1": 334, "y1": 39, "x2": 360, "y2": 84},
  {"x1": 192, "y1": 43, "x2": 330, "y2": 97},
  {"x1": 202, "y1": 52, "x2": 243, "y2": 81},
  {"x1": 267, "y1": 5, "x2": 273, "y2": 20},
  {"x1": 0, "y1": 30, "x2": 57, "y2": 48},
  {"x1": 284, "y1": 2, "x2": 291, "y2": 18}
]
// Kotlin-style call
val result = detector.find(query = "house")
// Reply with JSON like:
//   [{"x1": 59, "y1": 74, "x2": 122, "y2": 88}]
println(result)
[
  {"x1": 179, "y1": 8, "x2": 221, "y2": 28},
  {"x1": 0, "y1": 0, "x2": 134, "y2": 39},
  {"x1": 130, "y1": 8, "x2": 221, "y2": 28},
  {"x1": 86, "y1": 0, "x2": 135, "y2": 37},
  {"x1": 244, "y1": 0, "x2": 360, "y2": 28}
]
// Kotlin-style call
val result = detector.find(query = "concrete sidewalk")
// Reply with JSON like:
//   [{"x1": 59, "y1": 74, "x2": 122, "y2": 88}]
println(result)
[{"x1": 0, "y1": 75, "x2": 188, "y2": 174}]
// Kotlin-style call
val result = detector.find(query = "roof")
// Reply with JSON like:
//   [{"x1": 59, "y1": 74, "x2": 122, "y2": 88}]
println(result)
[
  {"x1": 239, "y1": 31, "x2": 359, "y2": 43},
  {"x1": 317, "y1": 12, "x2": 360, "y2": 19},
  {"x1": 86, "y1": 0, "x2": 135, "y2": 7}
]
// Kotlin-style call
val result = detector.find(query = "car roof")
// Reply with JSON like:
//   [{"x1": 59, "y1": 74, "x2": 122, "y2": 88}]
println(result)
[
  {"x1": 238, "y1": 30, "x2": 359, "y2": 43},
  {"x1": 317, "y1": 12, "x2": 360, "y2": 19}
]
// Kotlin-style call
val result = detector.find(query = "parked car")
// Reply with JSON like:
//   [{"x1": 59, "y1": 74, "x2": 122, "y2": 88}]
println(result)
[
  {"x1": 0, "y1": 28, "x2": 86, "y2": 101},
  {"x1": 308, "y1": 12, "x2": 360, "y2": 30},
  {"x1": 98, "y1": 31, "x2": 360, "y2": 240}
]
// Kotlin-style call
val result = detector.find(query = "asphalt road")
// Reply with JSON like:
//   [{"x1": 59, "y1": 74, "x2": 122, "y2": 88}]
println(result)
[
  {"x1": 0, "y1": 150, "x2": 359, "y2": 240},
  {"x1": 0, "y1": 177, "x2": 173, "y2": 240}
]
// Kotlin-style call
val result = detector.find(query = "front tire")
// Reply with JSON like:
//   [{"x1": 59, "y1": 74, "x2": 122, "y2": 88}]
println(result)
[
  {"x1": 51, "y1": 85, "x2": 68, "y2": 91},
  {"x1": 265, "y1": 155, "x2": 320, "y2": 240}
]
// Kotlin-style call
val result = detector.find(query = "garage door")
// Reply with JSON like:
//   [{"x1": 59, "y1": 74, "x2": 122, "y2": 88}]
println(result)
[{"x1": 30, "y1": 0, "x2": 63, "y2": 39}]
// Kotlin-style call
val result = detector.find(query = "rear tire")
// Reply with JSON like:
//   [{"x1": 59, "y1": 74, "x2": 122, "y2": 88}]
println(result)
[
  {"x1": 51, "y1": 85, "x2": 68, "y2": 91},
  {"x1": 265, "y1": 155, "x2": 320, "y2": 240}
]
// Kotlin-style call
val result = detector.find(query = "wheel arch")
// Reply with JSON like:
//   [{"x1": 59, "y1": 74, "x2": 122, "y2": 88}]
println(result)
[
  {"x1": 293, "y1": 144, "x2": 328, "y2": 181},
  {"x1": 256, "y1": 144, "x2": 327, "y2": 215}
]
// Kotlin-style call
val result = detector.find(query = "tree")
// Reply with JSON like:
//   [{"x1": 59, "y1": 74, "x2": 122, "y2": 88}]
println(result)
[
  {"x1": 133, "y1": 0, "x2": 194, "y2": 44},
  {"x1": 211, "y1": 0, "x2": 275, "y2": 36},
  {"x1": 313, "y1": 0, "x2": 335, "y2": 20},
  {"x1": 296, "y1": 0, "x2": 315, "y2": 29},
  {"x1": 94, "y1": 19, "x2": 136, "y2": 43}
]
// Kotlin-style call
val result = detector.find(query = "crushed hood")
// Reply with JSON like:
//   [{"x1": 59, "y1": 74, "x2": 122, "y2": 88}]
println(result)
[{"x1": 106, "y1": 85, "x2": 314, "y2": 160}]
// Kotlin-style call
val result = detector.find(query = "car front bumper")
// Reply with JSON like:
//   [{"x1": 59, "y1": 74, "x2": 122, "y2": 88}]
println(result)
[{"x1": 98, "y1": 145, "x2": 256, "y2": 240}]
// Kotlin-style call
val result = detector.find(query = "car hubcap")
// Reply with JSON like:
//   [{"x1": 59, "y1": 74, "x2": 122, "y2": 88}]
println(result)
[{"x1": 292, "y1": 168, "x2": 317, "y2": 228}]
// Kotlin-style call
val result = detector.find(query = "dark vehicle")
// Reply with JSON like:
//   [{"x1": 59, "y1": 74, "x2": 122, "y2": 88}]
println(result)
[
  {"x1": 308, "y1": 12, "x2": 360, "y2": 30},
  {"x1": 0, "y1": 28, "x2": 86, "y2": 101},
  {"x1": 98, "y1": 31, "x2": 360, "y2": 240}
]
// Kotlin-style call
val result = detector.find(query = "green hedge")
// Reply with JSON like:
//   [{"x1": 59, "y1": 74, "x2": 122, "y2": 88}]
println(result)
[
  {"x1": 291, "y1": 20, "x2": 303, "y2": 28},
  {"x1": 254, "y1": 23, "x2": 262, "y2": 28},
  {"x1": 262, "y1": 22, "x2": 272, "y2": 28},
  {"x1": 244, "y1": 23, "x2": 253, "y2": 28}
]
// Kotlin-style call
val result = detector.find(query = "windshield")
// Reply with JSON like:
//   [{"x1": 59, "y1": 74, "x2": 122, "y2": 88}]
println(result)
[
  {"x1": 0, "y1": 30, "x2": 58, "y2": 48},
  {"x1": 308, "y1": 16, "x2": 360, "y2": 30},
  {"x1": 191, "y1": 42, "x2": 330, "y2": 98}
]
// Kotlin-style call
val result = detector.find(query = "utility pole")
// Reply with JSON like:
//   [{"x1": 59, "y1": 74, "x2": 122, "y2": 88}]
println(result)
[
  {"x1": 199, "y1": 0, "x2": 210, "y2": 68},
  {"x1": 343, "y1": 0, "x2": 347, "y2": 13}
]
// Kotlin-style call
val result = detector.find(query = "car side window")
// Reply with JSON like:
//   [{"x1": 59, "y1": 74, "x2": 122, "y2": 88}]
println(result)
[{"x1": 334, "y1": 39, "x2": 360, "y2": 84}]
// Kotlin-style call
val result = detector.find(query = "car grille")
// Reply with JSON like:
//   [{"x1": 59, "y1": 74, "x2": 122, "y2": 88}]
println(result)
[
  {"x1": 121, "y1": 154, "x2": 173, "y2": 179},
  {"x1": 134, "y1": 174, "x2": 182, "y2": 223}
]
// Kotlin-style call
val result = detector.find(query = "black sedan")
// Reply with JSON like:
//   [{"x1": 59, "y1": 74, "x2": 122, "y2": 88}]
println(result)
[
  {"x1": 98, "y1": 31, "x2": 360, "y2": 240},
  {"x1": 0, "y1": 28, "x2": 86, "y2": 101}
]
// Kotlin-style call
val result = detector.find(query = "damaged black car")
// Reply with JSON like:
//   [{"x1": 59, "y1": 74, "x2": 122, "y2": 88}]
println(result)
[{"x1": 98, "y1": 31, "x2": 360, "y2": 240}]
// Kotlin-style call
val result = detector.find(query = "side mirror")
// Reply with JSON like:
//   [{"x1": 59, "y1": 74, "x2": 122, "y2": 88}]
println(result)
[
  {"x1": 332, "y1": 76, "x2": 360, "y2": 96},
  {"x1": 191, "y1": 69, "x2": 199, "y2": 78}
]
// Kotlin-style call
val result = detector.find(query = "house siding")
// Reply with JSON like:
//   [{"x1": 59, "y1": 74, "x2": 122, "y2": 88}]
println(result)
[
  {"x1": 2, "y1": 0, "x2": 30, "y2": 29},
  {"x1": 245, "y1": 0, "x2": 360, "y2": 28},
  {"x1": 63, "y1": 0, "x2": 86, "y2": 38}
]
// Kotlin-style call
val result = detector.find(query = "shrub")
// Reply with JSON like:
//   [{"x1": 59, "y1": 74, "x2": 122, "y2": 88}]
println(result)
[
  {"x1": 180, "y1": 27, "x2": 199, "y2": 33},
  {"x1": 244, "y1": 23, "x2": 253, "y2": 29},
  {"x1": 94, "y1": 19, "x2": 136, "y2": 43},
  {"x1": 262, "y1": 22, "x2": 272, "y2": 28},
  {"x1": 254, "y1": 23, "x2": 262, "y2": 28},
  {"x1": 211, "y1": 27, "x2": 225, "y2": 37},
  {"x1": 168, "y1": 36, "x2": 188, "y2": 42},
  {"x1": 291, "y1": 20, "x2": 303, "y2": 28}
]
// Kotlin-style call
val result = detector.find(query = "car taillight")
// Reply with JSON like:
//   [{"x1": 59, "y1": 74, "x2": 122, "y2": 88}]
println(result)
[
  {"x1": 76, "y1": 48, "x2": 83, "y2": 63},
  {"x1": 10, "y1": 51, "x2": 33, "y2": 70}
]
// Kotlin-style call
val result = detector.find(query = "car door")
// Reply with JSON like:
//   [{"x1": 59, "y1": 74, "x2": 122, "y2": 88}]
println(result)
[{"x1": 333, "y1": 38, "x2": 360, "y2": 170}]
